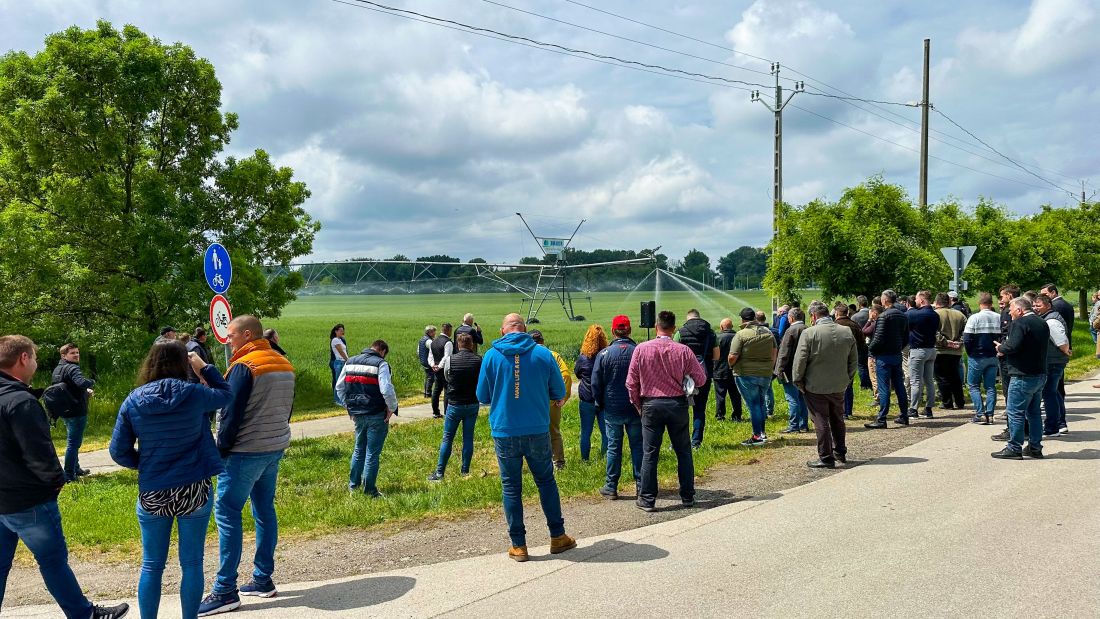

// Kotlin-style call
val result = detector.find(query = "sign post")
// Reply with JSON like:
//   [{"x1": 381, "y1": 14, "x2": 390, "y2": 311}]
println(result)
[
  {"x1": 205, "y1": 243, "x2": 234, "y2": 364},
  {"x1": 939, "y1": 245, "x2": 976, "y2": 294}
]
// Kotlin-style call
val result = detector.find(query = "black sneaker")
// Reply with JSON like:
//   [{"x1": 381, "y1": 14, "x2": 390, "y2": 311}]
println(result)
[
  {"x1": 894, "y1": 416, "x2": 910, "y2": 426},
  {"x1": 864, "y1": 421, "x2": 887, "y2": 429},
  {"x1": 681, "y1": 498, "x2": 696, "y2": 508},
  {"x1": 426, "y1": 471, "x2": 444, "y2": 482},
  {"x1": 92, "y1": 603, "x2": 130, "y2": 619},
  {"x1": 77, "y1": 468, "x2": 92, "y2": 477},
  {"x1": 599, "y1": 486, "x2": 618, "y2": 500},
  {"x1": 991, "y1": 430, "x2": 1010, "y2": 441},
  {"x1": 740, "y1": 435, "x2": 766, "y2": 446},
  {"x1": 1023, "y1": 446, "x2": 1044, "y2": 459},
  {"x1": 635, "y1": 501, "x2": 656, "y2": 513},
  {"x1": 991, "y1": 447, "x2": 1023, "y2": 460},
  {"x1": 240, "y1": 579, "x2": 277, "y2": 598},
  {"x1": 198, "y1": 591, "x2": 241, "y2": 616},
  {"x1": 922, "y1": 408, "x2": 933, "y2": 419},
  {"x1": 807, "y1": 459, "x2": 835, "y2": 469},
  {"x1": 832, "y1": 451, "x2": 847, "y2": 464}
]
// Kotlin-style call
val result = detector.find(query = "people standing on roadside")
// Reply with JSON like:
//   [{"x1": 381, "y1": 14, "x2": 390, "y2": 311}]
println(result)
[
  {"x1": 834, "y1": 303, "x2": 866, "y2": 419},
  {"x1": 675, "y1": 309, "x2": 719, "y2": 448},
  {"x1": 991, "y1": 298, "x2": 1049, "y2": 460},
  {"x1": 1089, "y1": 289, "x2": 1100, "y2": 343},
  {"x1": 906, "y1": 290, "x2": 940, "y2": 420},
  {"x1": 454, "y1": 313, "x2": 484, "y2": 353},
  {"x1": 712, "y1": 318, "x2": 743, "y2": 422},
  {"x1": 963, "y1": 293, "x2": 1002, "y2": 425},
  {"x1": 529, "y1": 330, "x2": 572, "y2": 470},
  {"x1": 337, "y1": 340, "x2": 398, "y2": 496},
  {"x1": 262, "y1": 329, "x2": 286, "y2": 358},
  {"x1": 949, "y1": 292, "x2": 972, "y2": 318},
  {"x1": 0, "y1": 336, "x2": 131, "y2": 619},
  {"x1": 592, "y1": 316, "x2": 642, "y2": 500},
  {"x1": 793, "y1": 302, "x2": 857, "y2": 469},
  {"x1": 156, "y1": 326, "x2": 178, "y2": 345},
  {"x1": 1040, "y1": 283, "x2": 1073, "y2": 401},
  {"x1": 729, "y1": 308, "x2": 778, "y2": 445},
  {"x1": 476, "y1": 313, "x2": 575, "y2": 561},
  {"x1": 757, "y1": 310, "x2": 778, "y2": 417},
  {"x1": 199, "y1": 315, "x2": 295, "y2": 616},
  {"x1": 866, "y1": 290, "x2": 910, "y2": 429},
  {"x1": 573, "y1": 324, "x2": 609, "y2": 463},
  {"x1": 110, "y1": 341, "x2": 232, "y2": 619},
  {"x1": 428, "y1": 333, "x2": 482, "y2": 480},
  {"x1": 852, "y1": 296, "x2": 870, "y2": 328},
  {"x1": 851, "y1": 296, "x2": 873, "y2": 390},
  {"x1": 1034, "y1": 295, "x2": 1071, "y2": 437},
  {"x1": 626, "y1": 310, "x2": 706, "y2": 512},
  {"x1": 429, "y1": 323, "x2": 454, "y2": 419},
  {"x1": 50, "y1": 343, "x2": 95, "y2": 482},
  {"x1": 997, "y1": 285, "x2": 1022, "y2": 402},
  {"x1": 932, "y1": 292, "x2": 967, "y2": 410},
  {"x1": 418, "y1": 325, "x2": 437, "y2": 398},
  {"x1": 187, "y1": 329, "x2": 215, "y2": 381},
  {"x1": 774, "y1": 305, "x2": 790, "y2": 337},
  {"x1": 774, "y1": 308, "x2": 808, "y2": 434},
  {"x1": 329, "y1": 324, "x2": 348, "y2": 406}
]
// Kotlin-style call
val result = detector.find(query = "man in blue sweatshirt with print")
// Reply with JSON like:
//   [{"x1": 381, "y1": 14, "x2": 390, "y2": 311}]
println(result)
[{"x1": 477, "y1": 313, "x2": 577, "y2": 562}]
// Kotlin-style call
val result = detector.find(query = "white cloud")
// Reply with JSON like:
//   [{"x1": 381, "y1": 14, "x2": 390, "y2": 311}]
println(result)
[{"x1": 958, "y1": 0, "x2": 1098, "y2": 75}]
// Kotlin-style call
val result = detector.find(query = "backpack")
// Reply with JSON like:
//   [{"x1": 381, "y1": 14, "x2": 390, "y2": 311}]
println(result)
[{"x1": 41, "y1": 383, "x2": 78, "y2": 425}]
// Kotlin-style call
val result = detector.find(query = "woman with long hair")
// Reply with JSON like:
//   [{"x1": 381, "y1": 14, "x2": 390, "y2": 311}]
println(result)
[
  {"x1": 574, "y1": 324, "x2": 609, "y2": 462},
  {"x1": 109, "y1": 341, "x2": 233, "y2": 619},
  {"x1": 329, "y1": 323, "x2": 348, "y2": 404}
]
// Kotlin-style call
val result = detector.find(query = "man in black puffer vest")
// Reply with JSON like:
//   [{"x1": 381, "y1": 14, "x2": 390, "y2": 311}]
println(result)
[
  {"x1": 428, "y1": 333, "x2": 483, "y2": 480},
  {"x1": 676, "y1": 309, "x2": 718, "y2": 449},
  {"x1": 336, "y1": 340, "x2": 398, "y2": 497}
]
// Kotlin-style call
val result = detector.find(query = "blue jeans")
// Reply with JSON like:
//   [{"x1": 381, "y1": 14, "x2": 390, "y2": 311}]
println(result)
[
  {"x1": 844, "y1": 382, "x2": 854, "y2": 418},
  {"x1": 0, "y1": 501, "x2": 92, "y2": 619},
  {"x1": 1042, "y1": 364, "x2": 1067, "y2": 434},
  {"x1": 331, "y1": 358, "x2": 345, "y2": 404},
  {"x1": 763, "y1": 377, "x2": 775, "y2": 415},
  {"x1": 967, "y1": 356, "x2": 999, "y2": 419},
  {"x1": 137, "y1": 492, "x2": 213, "y2": 619},
  {"x1": 781, "y1": 381, "x2": 807, "y2": 430},
  {"x1": 875, "y1": 355, "x2": 910, "y2": 422},
  {"x1": 493, "y1": 434, "x2": 565, "y2": 547},
  {"x1": 603, "y1": 412, "x2": 642, "y2": 493},
  {"x1": 62, "y1": 415, "x2": 87, "y2": 481},
  {"x1": 578, "y1": 400, "x2": 607, "y2": 461},
  {"x1": 213, "y1": 451, "x2": 283, "y2": 595},
  {"x1": 350, "y1": 415, "x2": 390, "y2": 494},
  {"x1": 436, "y1": 404, "x2": 478, "y2": 475},
  {"x1": 737, "y1": 376, "x2": 772, "y2": 437},
  {"x1": 1005, "y1": 374, "x2": 1045, "y2": 452}
]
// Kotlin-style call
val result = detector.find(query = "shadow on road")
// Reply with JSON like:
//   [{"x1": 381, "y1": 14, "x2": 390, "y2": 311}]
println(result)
[
  {"x1": 245, "y1": 575, "x2": 416, "y2": 612},
  {"x1": 1043, "y1": 430, "x2": 1100, "y2": 443},
  {"x1": 1044, "y1": 449, "x2": 1100, "y2": 460},
  {"x1": 535, "y1": 538, "x2": 670, "y2": 564},
  {"x1": 855, "y1": 456, "x2": 929, "y2": 466}
]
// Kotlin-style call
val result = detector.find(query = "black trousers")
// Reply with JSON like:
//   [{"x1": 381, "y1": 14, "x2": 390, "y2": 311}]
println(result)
[
  {"x1": 804, "y1": 391, "x2": 847, "y2": 462},
  {"x1": 934, "y1": 354, "x2": 965, "y2": 408},
  {"x1": 638, "y1": 397, "x2": 694, "y2": 506},
  {"x1": 431, "y1": 371, "x2": 448, "y2": 415},
  {"x1": 713, "y1": 376, "x2": 742, "y2": 420},
  {"x1": 422, "y1": 366, "x2": 435, "y2": 397}
]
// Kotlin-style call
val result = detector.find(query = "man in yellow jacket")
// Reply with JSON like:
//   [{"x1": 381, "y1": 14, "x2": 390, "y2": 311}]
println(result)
[{"x1": 530, "y1": 330, "x2": 572, "y2": 470}]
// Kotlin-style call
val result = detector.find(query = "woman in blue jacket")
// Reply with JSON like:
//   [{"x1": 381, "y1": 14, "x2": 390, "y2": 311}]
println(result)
[{"x1": 110, "y1": 341, "x2": 233, "y2": 619}]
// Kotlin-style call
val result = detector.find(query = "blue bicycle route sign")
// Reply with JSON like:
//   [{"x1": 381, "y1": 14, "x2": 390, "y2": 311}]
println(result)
[{"x1": 204, "y1": 243, "x2": 232, "y2": 295}]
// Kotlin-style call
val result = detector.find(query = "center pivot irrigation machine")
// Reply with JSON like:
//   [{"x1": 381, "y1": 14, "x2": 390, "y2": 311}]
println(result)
[{"x1": 266, "y1": 214, "x2": 658, "y2": 323}]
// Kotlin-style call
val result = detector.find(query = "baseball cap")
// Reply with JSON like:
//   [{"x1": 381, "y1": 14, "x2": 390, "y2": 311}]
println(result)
[
  {"x1": 612, "y1": 315, "x2": 631, "y2": 330},
  {"x1": 160, "y1": 326, "x2": 177, "y2": 336},
  {"x1": 948, "y1": 290, "x2": 959, "y2": 299},
  {"x1": 739, "y1": 307, "x2": 756, "y2": 322}
]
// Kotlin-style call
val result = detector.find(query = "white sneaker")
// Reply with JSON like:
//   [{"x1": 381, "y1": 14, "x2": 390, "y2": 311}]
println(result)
[{"x1": 1058, "y1": 427, "x2": 1069, "y2": 435}]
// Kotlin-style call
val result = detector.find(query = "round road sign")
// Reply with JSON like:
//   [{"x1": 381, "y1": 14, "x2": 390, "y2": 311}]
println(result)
[
  {"x1": 209, "y1": 294, "x2": 233, "y2": 344},
  {"x1": 204, "y1": 243, "x2": 232, "y2": 295}
]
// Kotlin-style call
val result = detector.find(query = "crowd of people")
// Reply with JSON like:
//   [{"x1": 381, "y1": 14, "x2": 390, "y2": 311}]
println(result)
[{"x1": 2, "y1": 282, "x2": 1097, "y2": 618}]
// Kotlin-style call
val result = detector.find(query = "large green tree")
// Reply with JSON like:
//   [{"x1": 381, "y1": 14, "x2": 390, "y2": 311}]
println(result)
[
  {"x1": 0, "y1": 22, "x2": 318, "y2": 359},
  {"x1": 717, "y1": 246, "x2": 766, "y2": 289}
]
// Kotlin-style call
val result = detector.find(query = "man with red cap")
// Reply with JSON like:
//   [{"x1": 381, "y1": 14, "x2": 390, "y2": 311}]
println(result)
[{"x1": 590, "y1": 315, "x2": 642, "y2": 499}]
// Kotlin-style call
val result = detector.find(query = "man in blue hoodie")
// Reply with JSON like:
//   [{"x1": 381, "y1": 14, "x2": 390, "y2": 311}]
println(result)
[{"x1": 476, "y1": 313, "x2": 576, "y2": 562}]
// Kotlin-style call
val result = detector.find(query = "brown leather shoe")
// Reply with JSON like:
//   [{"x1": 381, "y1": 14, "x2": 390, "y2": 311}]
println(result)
[
  {"x1": 550, "y1": 534, "x2": 577, "y2": 554},
  {"x1": 508, "y1": 546, "x2": 529, "y2": 562}
]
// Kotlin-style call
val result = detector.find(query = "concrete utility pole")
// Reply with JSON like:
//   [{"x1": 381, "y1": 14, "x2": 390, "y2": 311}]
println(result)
[
  {"x1": 918, "y1": 38, "x2": 931, "y2": 209},
  {"x1": 752, "y1": 63, "x2": 804, "y2": 312}
]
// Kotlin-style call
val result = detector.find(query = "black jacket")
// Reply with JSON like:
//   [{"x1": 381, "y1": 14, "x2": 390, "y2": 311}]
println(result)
[
  {"x1": 868, "y1": 306, "x2": 909, "y2": 356},
  {"x1": 714, "y1": 330, "x2": 736, "y2": 380},
  {"x1": 907, "y1": 306, "x2": 941, "y2": 349},
  {"x1": 0, "y1": 371, "x2": 65, "y2": 514},
  {"x1": 678, "y1": 318, "x2": 717, "y2": 379},
  {"x1": 454, "y1": 324, "x2": 484, "y2": 349},
  {"x1": 50, "y1": 359, "x2": 94, "y2": 417},
  {"x1": 999, "y1": 312, "x2": 1049, "y2": 376},
  {"x1": 444, "y1": 350, "x2": 482, "y2": 406}
]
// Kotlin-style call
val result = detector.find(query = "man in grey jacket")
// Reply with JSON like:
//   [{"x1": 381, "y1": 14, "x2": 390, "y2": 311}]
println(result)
[
  {"x1": 774, "y1": 308, "x2": 808, "y2": 433},
  {"x1": 792, "y1": 302, "x2": 857, "y2": 469}
]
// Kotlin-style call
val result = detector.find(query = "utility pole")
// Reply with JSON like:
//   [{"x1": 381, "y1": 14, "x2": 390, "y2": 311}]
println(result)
[
  {"x1": 752, "y1": 63, "x2": 804, "y2": 312},
  {"x1": 919, "y1": 38, "x2": 931, "y2": 209}
]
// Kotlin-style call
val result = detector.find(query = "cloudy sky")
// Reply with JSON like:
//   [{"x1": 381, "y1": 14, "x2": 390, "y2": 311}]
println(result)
[{"x1": 4, "y1": 0, "x2": 1098, "y2": 265}]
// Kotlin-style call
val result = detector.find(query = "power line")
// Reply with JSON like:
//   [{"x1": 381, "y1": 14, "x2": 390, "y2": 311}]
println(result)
[
  {"x1": 330, "y1": 0, "x2": 764, "y2": 93},
  {"x1": 932, "y1": 107, "x2": 1078, "y2": 198}
]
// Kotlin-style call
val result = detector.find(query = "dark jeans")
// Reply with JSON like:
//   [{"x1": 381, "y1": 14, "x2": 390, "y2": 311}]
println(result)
[
  {"x1": 781, "y1": 380, "x2": 807, "y2": 431},
  {"x1": 934, "y1": 354, "x2": 965, "y2": 408},
  {"x1": 331, "y1": 358, "x2": 345, "y2": 405},
  {"x1": 350, "y1": 415, "x2": 390, "y2": 494},
  {"x1": 1041, "y1": 364, "x2": 1067, "y2": 434},
  {"x1": 638, "y1": 397, "x2": 694, "y2": 507},
  {"x1": 1005, "y1": 374, "x2": 1045, "y2": 453},
  {"x1": 493, "y1": 434, "x2": 565, "y2": 547},
  {"x1": 712, "y1": 376, "x2": 742, "y2": 420},
  {"x1": 857, "y1": 350, "x2": 872, "y2": 389},
  {"x1": 435, "y1": 403, "x2": 479, "y2": 475},
  {"x1": 804, "y1": 391, "x2": 847, "y2": 462},
  {"x1": 843, "y1": 382, "x2": 854, "y2": 418},
  {"x1": 578, "y1": 400, "x2": 607, "y2": 461},
  {"x1": 422, "y1": 366, "x2": 435, "y2": 397},
  {"x1": 875, "y1": 355, "x2": 910, "y2": 423},
  {"x1": 690, "y1": 379, "x2": 713, "y2": 447},
  {"x1": 62, "y1": 415, "x2": 87, "y2": 481},
  {"x1": 213, "y1": 451, "x2": 283, "y2": 595},
  {"x1": 603, "y1": 412, "x2": 643, "y2": 493},
  {"x1": 0, "y1": 501, "x2": 92, "y2": 619},
  {"x1": 737, "y1": 376, "x2": 771, "y2": 437},
  {"x1": 431, "y1": 372, "x2": 449, "y2": 416}
]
